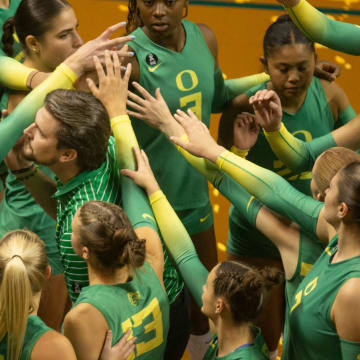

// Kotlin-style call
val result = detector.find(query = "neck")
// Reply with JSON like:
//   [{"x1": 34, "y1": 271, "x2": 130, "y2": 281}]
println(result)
[
  {"x1": 88, "y1": 264, "x2": 131, "y2": 286},
  {"x1": 23, "y1": 57, "x2": 53, "y2": 73},
  {"x1": 215, "y1": 318, "x2": 253, "y2": 357},
  {"x1": 0, "y1": 0, "x2": 10, "y2": 9},
  {"x1": 333, "y1": 223, "x2": 360, "y2": 262},
  {"x1": 49, "y1": 163, "x2": 80, "y2": 184},
  {"x1": 143, "y1": 23, "x2": 185, "y2": 52}
]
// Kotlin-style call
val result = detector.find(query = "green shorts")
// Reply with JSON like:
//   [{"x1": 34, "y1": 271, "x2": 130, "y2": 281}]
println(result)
[
  {"x1": 176, "y1": 201, "x2": 213, "y2": 236},
  {"x1": 227, "y1": 205, "x2": 281, "y2": 259}
]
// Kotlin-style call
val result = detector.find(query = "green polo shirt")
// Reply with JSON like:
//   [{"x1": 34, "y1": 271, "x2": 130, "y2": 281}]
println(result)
[{"x1": 54, "y1": 136, "x2": 183, "y2": 303}]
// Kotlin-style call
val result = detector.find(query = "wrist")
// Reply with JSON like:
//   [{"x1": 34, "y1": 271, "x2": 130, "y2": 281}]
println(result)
[
  {"x1": 207, "y1": 145, "x2": 226, "y2": 163},
  {"x1": 146, "y1": 182, "x2": 161, "y2": 197},
  {"x1": 263, "y1": 122, "x2": 283, "y2": 134},
  {"x1": 285, "y1": 0, "x2": 301, "y2": 8},
  {"x1": 106, "y1": 105, "x2": 127, "y2": 119},
  {"x1": 63, "y1": 56, "x2": 83, "y2": 78},
  {"x1": 159, "y1": 117, "x2": 183, "y2": 138}
]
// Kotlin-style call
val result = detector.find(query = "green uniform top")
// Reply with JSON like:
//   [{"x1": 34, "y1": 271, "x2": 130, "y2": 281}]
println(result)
[
  {"x1": 285, "y1": 236, "x2": 360, "y2": 360},
  {"x1": 0, "y1": 90, "x2": 62, "y2": 274},
  {"x1": 0, "y1": 315, "x2": 51, "y2": 360},
  {"x1": 130, "y1": 19, "x2": 227, "y2": 210},
  {"x1": 282, "y1": 229, "x2": 325, "y2": 356},
  {"x1": 204, "y1": 327, "x2": 269, "y2": 360},
  {"x1": 227, "y1": 77, "x2": 337, "y2": 259},
  {"x1": 74, "y1": 261, "x2": 170, "y2": 360},
  {"x1": 0, "y1": 0, "x2": 23, "y2": 60}
]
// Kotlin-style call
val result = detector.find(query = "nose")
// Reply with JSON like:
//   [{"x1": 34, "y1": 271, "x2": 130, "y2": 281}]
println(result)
[
  {"x1": 24, "y1": 123, "x2": 35, "y2": 138},
  {"x1": 73, "y1": 31, "x2": 84, "y2": 49},
  {"x1": 288, "y1": 69, "x2": 300, "y2": 84},
  {"x1": 154, "y1": 2, "x2": 166, "y2": 17}
]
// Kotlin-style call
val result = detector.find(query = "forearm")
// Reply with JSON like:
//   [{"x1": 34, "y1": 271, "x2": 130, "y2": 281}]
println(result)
[
  {"x1": 285, "y1": 0, "x2": 360, "y2": 55},
  {"x1": 15, "y1": 167, "x2": 57, "y2": 219},
  {"x1": 224, "y1": 72, "x2": 270, "y2": 99},
  {"x1": 215, "y1": 150, "x2": 323, "y2": 234},
  {"x1": 149, "y1": 190, "x2": 208, "y2": 307},
  {"x1": 0, "y1": 64, "x2": 77, "y2": 162},
  {"x1": 264, "y1": 123, "x2": 336, "y2": 173}
]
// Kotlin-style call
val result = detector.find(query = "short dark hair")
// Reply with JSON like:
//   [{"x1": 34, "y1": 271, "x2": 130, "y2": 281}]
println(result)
[
  {"x1": 214, "y1": 261, "x2": 283, "y2": 324},
  {"x1": 44, "y1": 89, "x2": 111, "y2": 171},
  {"x1": 2, "y1": 0, "x2": 70, "y2": 57},
  {"x1": 78, "y1": 201, "x2": 146, "y2": 272},
  {"x1": 263, "y1": 14, "x2": 315, "y2": 59}
]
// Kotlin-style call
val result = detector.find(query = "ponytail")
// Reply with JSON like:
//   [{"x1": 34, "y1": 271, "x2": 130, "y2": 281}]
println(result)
[
  {"x1": 0, "y1": 230, "x2": 48, "y2": 360},
  {"x1": 2, "y1": 17, "x2": 15, "y2": 57},
  {"x1": 0, "y1": 256, "x2": 33, "y2": 360}
]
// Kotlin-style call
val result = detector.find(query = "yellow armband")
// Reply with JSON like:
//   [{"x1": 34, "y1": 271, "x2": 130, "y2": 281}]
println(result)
[
  {"x1": 0, "y1": 57, "x2": 36, "y2": 90},
  {"x1": 230, "y1": 145, "x2": 248, "y2": 159}
]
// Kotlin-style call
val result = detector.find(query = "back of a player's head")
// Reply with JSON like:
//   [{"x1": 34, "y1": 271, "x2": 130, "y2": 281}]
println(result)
[
  {"x1": 44, "y1": 89, "x2": 111, "y2": 172},
  {"x1": 263, "y1": 14, "x2": 315, "y2": 59},
  {"x1": 77, "y1": 201, "x2": 146, "y2": 272},
  {"x1": 213, "y1": 261, "x2": 283, "y2": 324},
  {"x1": 313, "y1": 147, "x2": 360, "y2": 195},
  {"x1": 0, "y1": 230, "x2": 48, "y2": 360}
]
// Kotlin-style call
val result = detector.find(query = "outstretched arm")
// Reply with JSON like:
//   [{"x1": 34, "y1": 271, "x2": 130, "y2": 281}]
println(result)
[
  {"x1": 170, "y1": 110, "x2": 328, "y2": 240},
  {"x1": 277, "y1": 0, "x2": 360, "y2": 56},
  {"x1": 122, "y1": 148, "x2": 208, "y2": 307}
]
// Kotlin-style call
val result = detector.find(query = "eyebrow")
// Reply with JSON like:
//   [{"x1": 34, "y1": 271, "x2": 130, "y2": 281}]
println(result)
[
  {"x1": 276, "y1": 60, "x2": 309, "y2": 66},
  {"x1": 34, "y1": 120, "x2": 46, "y2": 137},
  {"x1": 57, "y1": 21, "x2": 79, "y2": 35}
]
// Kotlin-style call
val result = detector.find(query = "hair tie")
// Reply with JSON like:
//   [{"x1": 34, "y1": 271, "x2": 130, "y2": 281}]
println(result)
[
  {"x1": 256, "y1": 293, "x2": 264, "y2": 311},
  {"x1": 11, "y1": 254, "x2": 23, "y2": 261}
]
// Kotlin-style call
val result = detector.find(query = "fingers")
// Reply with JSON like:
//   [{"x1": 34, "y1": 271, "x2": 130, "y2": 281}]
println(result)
[
  {"x1": 105, "y1": 51, "x2": 115, "y2": 78},
  {"x1": 121, "y1": 168, "x2": 137, "y2": 179},
  {"x1": 93, "y1": 55, "x2": 106, "y2": 79},
  {"x1": 132, "y1": 81, "x2": 154, "y2": 101},
  {"x1": 127, "y1": 98, "x2": 146, "y2": 113},
  {"x1": 98, "y1": 22, "x2": 127, "y2": 40},
  {"x1": 104, "y1": 330, "x2": 113, "y2": 348},
  {"x1": 87, "y1": 77, "x2": 98, "y2": 96}
]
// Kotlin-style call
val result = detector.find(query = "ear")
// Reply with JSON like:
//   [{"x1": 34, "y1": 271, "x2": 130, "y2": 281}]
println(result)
[
  {"x1": 215, "y1": 297, "x2": 225, "y2": 315},
  {"x1": 82, "y1": 246, "x2": 90, "y2": 260},
  {"x1": 260, "y1": 57, "x2": 268, "y2": 74},
  {"x1": 317, "y1": 192, "x2": 325, "y2": 202},
  {"x1": 45, "y1": 264, "x2": 52, "y2": 279},
  {"x1": 59, "y1": 149, "x2": 78, "y2": 163},
  {"x1": 338, "y1": 202, "x2": 349, "y2": 220},
  {"x1": 25, "y1": 35, "x2": 40, "y2": 55}
]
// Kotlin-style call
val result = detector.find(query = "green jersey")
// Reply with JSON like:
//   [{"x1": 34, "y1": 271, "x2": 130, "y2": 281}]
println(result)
[
  {"x1": 204, "y1": 327, "x2": 269, "y2": 360},
  {"x1": 74, "y1": 261, "x2": 169, "y2": 360},
  {"x1": 0, "y1": 91, "x2": 63, "y2": 275},
  {"x1": 228, "y1": 77, "x2": 338, "y2": 259},
  {"x1": 0, "y1": 315, "x2": 51, "y2": 360},
  {"x1": 129, "y1": 20, "x2": 227, "y2": 211},
  {"x1": 285, "y1": 236, "x2": 360, "y2": 359},
  {"x1": 0, "y1": 0, "x2": 23, "y2": 60},
  {"x1": 283, "y1": 229, "x2": 325, "y2": 357}
]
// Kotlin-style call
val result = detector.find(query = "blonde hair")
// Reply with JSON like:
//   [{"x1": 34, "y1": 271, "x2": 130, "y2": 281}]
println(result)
[
  {"x1": 313, "y1": 147, "x2": 360, "y2": 195},
  {"x1": 0, "y1": 230, "x2": 48, "y2": 360}
]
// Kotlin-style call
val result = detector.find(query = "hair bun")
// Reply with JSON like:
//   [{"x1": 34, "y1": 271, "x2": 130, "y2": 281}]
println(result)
[{"x1": 274, "y1": 14, "x2": 292, "y2": 24}]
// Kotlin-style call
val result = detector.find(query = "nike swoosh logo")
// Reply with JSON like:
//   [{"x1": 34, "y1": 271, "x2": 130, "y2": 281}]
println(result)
[
  {"x1": 148, "y1": 62, "x2": 163, "y2": 73},
  {"x1": 200, "y1": 213, "x2": 210, "y2": 223},
  {"x1": 142, "y1": 213, "x2": 155, "y2": 222}
]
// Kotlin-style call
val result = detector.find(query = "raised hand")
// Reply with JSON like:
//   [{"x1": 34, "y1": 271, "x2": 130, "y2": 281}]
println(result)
[
  {"x1": 127, "y1": 82, "x2": 174, "y2": 131},
  {"x1": 99, "y1": 330, "x2": 136, "y2": 360},
  {"x1": 64, "y1": 22, "x2": 135, "y2": 76},
  {"x1": 87, "y1": 51, "x2": 131, "y2": 118},
  {"x1": 233, "y1": 112, "x2": 259, "y2": 150},
  {"x1": 249, "y1": 90, "x2": 282, "y2": 132},
  {"x1": 170, "y1": 109, "x2": 225, "y2": 163},
  {"x1": 121, "y1": 147, "x2": 160, "y2": 195},
  {"x1": 314, "y1": 60, "x2": 341, "y2": 82}
]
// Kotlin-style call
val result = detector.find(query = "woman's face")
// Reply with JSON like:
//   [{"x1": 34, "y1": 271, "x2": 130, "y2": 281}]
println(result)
[
  {"x1": 137, "y1": 0, "x2": 187, "y2": 37},
  {"x1": 265, "y1": 43, "x2": 315, "y2": 100},
  {"x1": 201, "y1": 266, "x2": 218, "y2": 320},
  {"x1": 323, "y1": 172, "x2": 342, "y2": 227},
  {"x1": 36, "y1": 6, "x2": 83, "y2": 71}
]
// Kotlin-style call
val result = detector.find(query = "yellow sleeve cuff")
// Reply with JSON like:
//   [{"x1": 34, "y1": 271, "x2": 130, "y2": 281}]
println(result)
[
  {"x1": 263, "y1": 122, "x2": 286, "y2": 139},
  {"x1": 111, "y1": 114, "x2": 131, "y2": 127},
  {"x1": 149, "y1": 190, "x2": 166, "y2": 205},
  {"x1": 57, "y1": 63, "x2": 78, "y2": 83},
  {"x1": 291, "y1": 0, "x2": 306, "y2": 10},
  {"x1": 230, "y1": 145, "x2": 249, "y2": 159},
  {"x1": 216, "y1": 150, "x2": 231, "y2": 169}
]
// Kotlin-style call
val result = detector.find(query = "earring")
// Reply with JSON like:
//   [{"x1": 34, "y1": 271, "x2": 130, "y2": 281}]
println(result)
[{"x1": 182, "y1": 5, "x2": 188, "y2": 18}]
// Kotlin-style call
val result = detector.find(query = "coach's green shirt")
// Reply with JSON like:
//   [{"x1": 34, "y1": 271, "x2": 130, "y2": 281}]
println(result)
[{"x1": 54, "y1": 137, "x2": 182, "y2": 303}]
